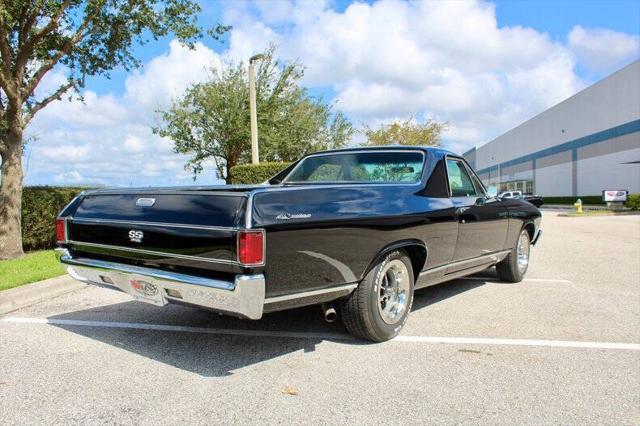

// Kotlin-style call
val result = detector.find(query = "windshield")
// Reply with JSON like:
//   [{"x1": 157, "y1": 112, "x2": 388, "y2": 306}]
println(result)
[{"x1": 283, "y1": 151, "x2": 425, "y2": 184}]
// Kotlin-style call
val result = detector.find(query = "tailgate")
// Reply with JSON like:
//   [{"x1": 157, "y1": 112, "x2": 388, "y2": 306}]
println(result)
[{"x1": 65, "y1": 191, "x2": 247, "y2": 274}]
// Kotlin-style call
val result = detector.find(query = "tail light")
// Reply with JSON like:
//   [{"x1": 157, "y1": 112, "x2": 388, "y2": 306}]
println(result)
[
  {"x1": 56, "y1": 218, "x2": 67, "y2": 243},
  {"x1": 237, "y1": 230, "x2": 265, "y2": 266}
]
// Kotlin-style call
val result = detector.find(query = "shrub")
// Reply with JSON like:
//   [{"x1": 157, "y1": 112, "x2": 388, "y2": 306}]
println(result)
[
  {"x1": 22, "y1": 186, "x2": 88, "y2": 251},
  {"x1": 542, "y1": 196, "x2": 605, "y2": 205},
  {"x1": 625, "y1": 194, "x2": 640, "y2": 210},
  {"x1": 230, "y1": 162, "x2": 292, "y2": 184}
]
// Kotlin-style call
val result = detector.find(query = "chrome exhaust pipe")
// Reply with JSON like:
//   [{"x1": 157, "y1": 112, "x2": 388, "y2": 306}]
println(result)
[{"x1": 321, "y1": 303, "x2": 337, "y2": 323}]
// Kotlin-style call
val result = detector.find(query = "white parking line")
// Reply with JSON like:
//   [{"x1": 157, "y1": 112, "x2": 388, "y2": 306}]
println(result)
[
  {"x1": 3, "y1": 316, "x2": 639, "y2": 351},
  {"x1": 1, "y1": 317, "x2": 347, "y2": 340},
  {"x1": 461, "y1": 277, "x2": 574, "y2": 284},
  {"x1": 393, "y1": 336, "x2": 640, "y2": 350}
]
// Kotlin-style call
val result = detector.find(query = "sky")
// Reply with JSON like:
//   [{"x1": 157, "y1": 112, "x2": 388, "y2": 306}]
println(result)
[{"x1": 23, "y1": 0, "x2": 640, "y2": 187}]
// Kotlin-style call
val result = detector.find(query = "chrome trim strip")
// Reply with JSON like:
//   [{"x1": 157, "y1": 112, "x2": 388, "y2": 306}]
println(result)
[
  {"x1": 70, "y1": 218, "x2": 237, "y2": 232},
  {"x1": 58, "y1": 251, "x2": 236, "y2": 290},
  {"x1": 84, "y1": 189, "x2": 249, "y2": 196},
  {"x1": 245, "y1": 193, "x2": 254, "y2": 229},
  {"x1": 419, "y1": 250, "x2": 512, "y2": 276},
  {"x1": 418, "y1": 263, "x2": 450, "y2": 276},
  {"x1": 67, "y1": 240, "x2": 240, "y2": 265},
  {"x1": 264, "y1": 283, "x2": 358, "y2": 304}
]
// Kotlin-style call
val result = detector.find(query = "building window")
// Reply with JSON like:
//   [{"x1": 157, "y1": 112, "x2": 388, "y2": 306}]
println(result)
[{"x1": 498, "y1": 179, "x2": 535, "y2": 194}]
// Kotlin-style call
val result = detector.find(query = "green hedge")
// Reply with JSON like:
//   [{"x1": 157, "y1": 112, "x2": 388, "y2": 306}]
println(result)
[
  {"x1": 542, "y1": 196, "x2": 605, "y2": 205},
  {"x1": 542, "y1": 194, "x2": 640, "y2": 209},
  {"x1": 22, "y1": 186, "x2": 87, "y2": 251},
  {"x1": 230, "y1": 162, "x2": 292, "y2": 184},
  {"x1": 626, "y1": 194, "x2": 640, "y2": 210}
]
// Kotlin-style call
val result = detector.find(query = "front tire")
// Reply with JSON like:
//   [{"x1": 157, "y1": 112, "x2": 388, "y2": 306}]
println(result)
[
  {"x1": 496, "y1": 229, "x2": 531, "y2": 283},
  {"x1": 341, "y1": 250, "x2": 414, "y2": 342}
]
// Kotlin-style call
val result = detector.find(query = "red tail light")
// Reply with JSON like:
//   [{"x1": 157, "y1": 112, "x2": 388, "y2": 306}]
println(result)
[
  {"x1": 238, "y1": 230, "x2": 265, "y2": 266},
  {"x1": 56, "y1": 218, "x2": 66, "y2": 243}
]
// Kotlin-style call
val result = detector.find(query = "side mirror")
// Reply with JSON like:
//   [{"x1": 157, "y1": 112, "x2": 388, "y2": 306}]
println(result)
[{"x1": 486, "y1": 185, "x2": 498, "y2": 198}]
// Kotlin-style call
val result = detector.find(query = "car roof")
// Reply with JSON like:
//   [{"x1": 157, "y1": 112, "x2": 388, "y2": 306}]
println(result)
[{"x1": 305, "y1": 145, "x2": 458, "y2": 158}]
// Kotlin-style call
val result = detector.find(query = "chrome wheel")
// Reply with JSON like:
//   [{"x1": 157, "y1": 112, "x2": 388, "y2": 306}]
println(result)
[
  {"x1": 377, "y1": 259, "x2": 410, "y2": 325},
  {"x1": 516, "y1": 231, "x2": 530, "y2": 274}
]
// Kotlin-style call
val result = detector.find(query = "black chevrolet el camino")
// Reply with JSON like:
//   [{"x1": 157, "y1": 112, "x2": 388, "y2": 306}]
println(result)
[{"x1": 56, "y1": 147, "x2": 542, "y2": 341}]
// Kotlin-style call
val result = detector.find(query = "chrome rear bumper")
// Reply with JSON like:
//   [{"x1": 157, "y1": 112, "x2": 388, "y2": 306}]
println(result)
[{"x1": 56, "y1": 249, "x2": 265, "y2": 319}]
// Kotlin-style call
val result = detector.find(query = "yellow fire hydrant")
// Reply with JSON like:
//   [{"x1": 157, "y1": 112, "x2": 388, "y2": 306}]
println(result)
[{"x1": 574, "y1": 198, "x2": 583, "y2": 213}]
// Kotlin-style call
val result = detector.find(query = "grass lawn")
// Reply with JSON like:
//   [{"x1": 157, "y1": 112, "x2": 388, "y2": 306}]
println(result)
[{"x1": 0, "y1": 250, "x2": 65, "y2": 291}]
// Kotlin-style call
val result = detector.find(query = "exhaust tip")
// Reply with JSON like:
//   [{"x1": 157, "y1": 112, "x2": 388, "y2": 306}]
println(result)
[
  {"x1": 321, "y1": 303, "x2": 337, "y2": 323},
  {"x1": 325, "y1": 310, "x2": 337, "y2": 322}
]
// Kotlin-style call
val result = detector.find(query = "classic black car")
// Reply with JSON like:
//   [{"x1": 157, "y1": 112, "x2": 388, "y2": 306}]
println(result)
[{"x1": 56, "y1": 147, "x2": 542, "y2": 342}]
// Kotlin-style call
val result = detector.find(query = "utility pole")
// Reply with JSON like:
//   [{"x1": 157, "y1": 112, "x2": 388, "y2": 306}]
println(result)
[{"x1": 249, "y1": 54, "x2": 265, "y2": 165}]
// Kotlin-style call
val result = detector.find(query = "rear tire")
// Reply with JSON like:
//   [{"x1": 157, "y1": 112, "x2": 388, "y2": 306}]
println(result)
[
  {"x1": 496, "y1": 229, "x2": 531, "y2": 283},
  {"x1": 341, "y1": 250, "x2": 414, "y2": 342}
]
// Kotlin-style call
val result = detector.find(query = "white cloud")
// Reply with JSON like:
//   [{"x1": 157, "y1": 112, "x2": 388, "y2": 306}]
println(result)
[
  {"x1": 568, "y1": 25, "x2": 640, "y2": 74},
  {"x1": 53, "y1": 170, "x2": 84, "y2": 183},
  {"x1": 26, "y1": 41, "x2": 222, "y2": 187},
  {"x1": 123, "y1": 135, "x2": 146, "y2": 153},
  {"x1": 40, "y1": 144, "x2": 90, "y2": 161},
  {"x1": 221, "y1": 0, "x2": 588, "y2": 152},
  {"x1": 124, "y1": 40, "x2": 220, "y2": 110}
]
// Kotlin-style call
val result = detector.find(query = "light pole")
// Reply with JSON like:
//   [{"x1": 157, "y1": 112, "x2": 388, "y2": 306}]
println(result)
[{"x1": 249, "y1": 54, "x2": 264, "y2": 165}]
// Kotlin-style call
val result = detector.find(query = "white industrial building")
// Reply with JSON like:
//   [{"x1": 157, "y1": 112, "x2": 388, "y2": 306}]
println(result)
[{"x1": 464, "y1": 60, "x2": 640, "y2": 197}]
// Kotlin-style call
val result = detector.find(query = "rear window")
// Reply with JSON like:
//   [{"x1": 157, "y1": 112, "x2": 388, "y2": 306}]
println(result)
[{"x1": 283, "y1": 151, "x2": 425, "y2": 184}]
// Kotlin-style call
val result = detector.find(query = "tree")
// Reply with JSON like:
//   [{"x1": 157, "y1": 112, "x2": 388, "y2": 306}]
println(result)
[
  {"x1": 0, "y1": 0, "x2": 225, "y2": 259},
  {"x1": 363, "y1": 116, "x2": 447, "y2": 146},
  {"x1": 154, "y1": 47, "x2": 354, "y2": 184}
]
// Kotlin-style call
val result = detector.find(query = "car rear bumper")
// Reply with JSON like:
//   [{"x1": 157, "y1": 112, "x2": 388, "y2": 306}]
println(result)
[{"x1": 56, "y1": 249, "x2": 265, "y2": 319}]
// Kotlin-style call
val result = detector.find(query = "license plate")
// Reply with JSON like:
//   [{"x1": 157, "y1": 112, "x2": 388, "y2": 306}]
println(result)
[{"x1": 129, "y1": 279, "x2": 167, "y2": 306}]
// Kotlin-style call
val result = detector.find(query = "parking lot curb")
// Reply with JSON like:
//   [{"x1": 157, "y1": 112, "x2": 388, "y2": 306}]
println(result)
[{"x1": 0, "y1": 275, "x2": 86, "y2": 315}]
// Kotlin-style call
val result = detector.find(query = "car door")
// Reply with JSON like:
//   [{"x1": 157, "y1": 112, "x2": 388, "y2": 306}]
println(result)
[{"x1": 445, "y1": 157, "x2": 509, "y2": 271}]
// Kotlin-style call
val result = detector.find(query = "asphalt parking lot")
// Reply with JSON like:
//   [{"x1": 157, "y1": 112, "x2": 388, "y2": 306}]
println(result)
[{"x1": 1, "y1": 211, "x2": 639, "y2": 424}]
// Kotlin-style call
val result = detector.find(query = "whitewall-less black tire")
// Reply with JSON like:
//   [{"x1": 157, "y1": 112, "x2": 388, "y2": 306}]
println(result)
[
  {"x1": 341, "y1": 250, "x2": 414, "y2": 342},
  {"x1": 496, "y1": 229, "x2": 531, "y2": 283}
]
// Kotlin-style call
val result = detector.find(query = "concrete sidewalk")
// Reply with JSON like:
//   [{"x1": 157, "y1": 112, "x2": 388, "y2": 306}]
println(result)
[{"x1": 0, "y1": 275, "x2": 85, "y2": 315}]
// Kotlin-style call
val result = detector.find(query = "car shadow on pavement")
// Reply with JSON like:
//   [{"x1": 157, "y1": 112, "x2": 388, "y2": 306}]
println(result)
[
  {"x1": 412, "y1": 267, "x2": 500, "y2": 310},
  {"x1": 48, "y1": 302, "x2": 356, "y2": 377},
  {"x1": 412, "y1": 279, "x2": 486, "y2": 311},
  {"x1": 47, "y1": 271, "x2": 498, "y2": 377}
]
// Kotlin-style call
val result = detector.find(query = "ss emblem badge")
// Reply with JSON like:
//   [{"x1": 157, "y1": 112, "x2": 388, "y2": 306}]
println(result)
[{"x1": 128, "y1": 230, "x2": 144, "y2": 243}]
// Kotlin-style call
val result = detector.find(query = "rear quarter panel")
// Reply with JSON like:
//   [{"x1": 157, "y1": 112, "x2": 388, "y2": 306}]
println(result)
[
  {"x1": 251, "y1": 185, "x2": 457, "y2": 297},
  {"x1": 501, "y1": 198, "x2": 542, "y2": 248}
]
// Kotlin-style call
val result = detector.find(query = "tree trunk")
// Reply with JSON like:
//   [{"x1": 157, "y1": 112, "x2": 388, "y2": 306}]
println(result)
[
  {"x1": 0, "y1": 127, "x2": 25, "y2": 259},
  {"x1": 225, "y1": 157, "x2": 235, "y2": 184}
]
